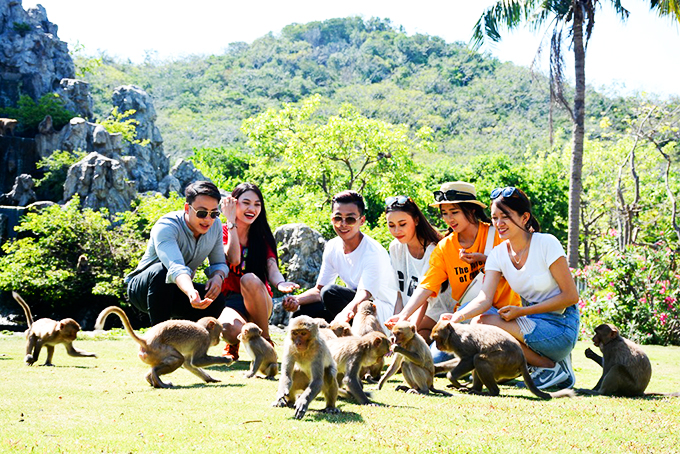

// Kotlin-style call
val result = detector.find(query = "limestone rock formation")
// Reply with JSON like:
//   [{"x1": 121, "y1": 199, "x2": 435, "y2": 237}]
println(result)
[
  {"x1": 0, "y1": 0, "x2": 75, "y2": 108},
  {"x1": 0, "y1": 173, "x2": 36, "y2": 206},
  {"x1": 63, "y1": 152, "x2": 136, "y2": 214},
  {"x1": 112, "y1": 85, "x2": 169, "y2": 192},
  {"x1": 55, "y1": 78, "x2": 94, "y2": 120},
  {"x1": 171, "y1": 159, "x2": 207, "y2": 195},
  {"x1": 274, "y1": 223, "x2": 326, "y2": 290}
]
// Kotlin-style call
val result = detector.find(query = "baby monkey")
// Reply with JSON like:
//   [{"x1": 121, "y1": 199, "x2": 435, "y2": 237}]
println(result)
[
  {"x1": 95, "y1": 306, "x2": 231, "y2": 388},
  {"x1": 238, "y1": 322, "x2": 278, "y2": 379},
  {"x1": 12, "y1": 291, "x2": 97, "y2": 366}
]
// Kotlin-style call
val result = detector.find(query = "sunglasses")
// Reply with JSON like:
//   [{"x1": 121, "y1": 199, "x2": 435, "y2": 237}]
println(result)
[
  {"x1": 190, "y1": 205, "x2": 221, "y2": 219},
  {"x1": 385, "y1": 195, "x2": 409, "y2": 207},
  {"x1": 331, "y1": 215, "x2": 359, "y2": 226},
  {"x1": 433, "y1": 189, "x2": 477, "y2": 203},
  {"x1": 490, "y1": 187, "x2": 518, "y2": 200}
]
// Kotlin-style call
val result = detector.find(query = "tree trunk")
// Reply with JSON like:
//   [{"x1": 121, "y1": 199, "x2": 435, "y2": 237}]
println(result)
[{"x1": 567, "y1": 0, "x2": 586, "y2": 268}]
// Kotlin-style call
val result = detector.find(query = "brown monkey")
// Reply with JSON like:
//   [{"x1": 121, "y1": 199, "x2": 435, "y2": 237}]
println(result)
[
  {"x1": 0, "y1": 118, "x2": 18, "y2": 136},
  {"x1": 351, "y1": 301, "x2": 384, "y2": 336},
  {"x1": 12, "y1": 291, "x2": 97, "y2": 366},
  {"x1": 313, "y1": 317, "x2": 338, "y2": 342},
  {"x1": 430, "y1": 320, "x2": 574, "y2": 399},
  {"x1": 237, "y1": 322, "x2": 278, "y2": 379},
  {"x1": 330, "y1": 320, "x2": 353, "y2": 338},
  {"x1": 327, "y1": 331, "x2": 390, "y2": 405},
  {"x1": 581, "y1": 323, "x2": 654, "y2": 396},
  {"x1": 272, "y1": 315, "x2": 339, "y2": 419},
  {"x1": 378, "y1": 321, "x2": 450, "y2": 396},
  {"x1": 95, "y1": 306, "x2": 231, "y2": 388},
  {"x1": 351, "y1": 301, "x2": 385, "y2": 381}
]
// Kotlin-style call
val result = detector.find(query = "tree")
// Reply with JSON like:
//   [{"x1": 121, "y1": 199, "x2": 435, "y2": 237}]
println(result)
[{"x1": 472, "y1": 0, "x2": 680, "y2": 267}]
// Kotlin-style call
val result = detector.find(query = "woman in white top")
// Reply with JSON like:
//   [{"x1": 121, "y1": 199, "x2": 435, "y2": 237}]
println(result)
[
  {"x1": 384, "y1": 195, "x2": 451, "y2": 344},
  {"x1": 440, "y1": 187, "x2": 580, "y2": 390}
]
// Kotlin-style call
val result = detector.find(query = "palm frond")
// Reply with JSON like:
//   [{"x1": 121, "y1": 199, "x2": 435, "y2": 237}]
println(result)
[{"x1": 650, "y1": 0, "x2": 680, "y2": 22}]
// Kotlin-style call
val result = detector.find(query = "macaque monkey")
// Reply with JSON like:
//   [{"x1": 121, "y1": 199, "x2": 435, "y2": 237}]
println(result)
[
  {"x1": 314, "y1": 317, "x2": 338, "y2": 342},
  {"x1": 12, "y1": 291, "x2": 97, "y2": 366},
  {"x1": 330, "y1": 320, "x2": 353, "y2": 338},
  {"x1": 378, "y1": 321, "x2": 450, "y2": 396},
  {"x1": 351, "y1": 301, "x2": 384, "y2": 336},
  {"x1": 351, "y1": 301, "x2": 385, "y2": 381},
  {"x1": 95, "y1": 306, "x2": 231, "y2": 388},
  {"x1": 327, "y1": 332, "x2": 390, "y2": 405},
  {"x1": 0, "y1": 118, "x2": 18, "y2": 136},
  {"x1": 582, "y1": 323, "x2": 653, "y2": 396},
  {"x1": 237, "y1": 322, "x2": 278, "y2": 379},
  {"x1": 273, "y1": 315, "x2": 339, "y2": 419},
  {"x1": 431, "y1": 320, "x2": 574, "y2": 399}
]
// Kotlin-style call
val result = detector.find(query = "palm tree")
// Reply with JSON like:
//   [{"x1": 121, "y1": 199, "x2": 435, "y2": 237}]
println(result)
[{"x1": 471, "y1": 0, "x2": 680, "y2": 268}]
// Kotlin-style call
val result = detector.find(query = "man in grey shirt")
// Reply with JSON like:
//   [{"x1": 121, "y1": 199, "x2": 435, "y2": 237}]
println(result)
[{"x1": 126, "y1": 181, "x2": 228, "y2": 324}]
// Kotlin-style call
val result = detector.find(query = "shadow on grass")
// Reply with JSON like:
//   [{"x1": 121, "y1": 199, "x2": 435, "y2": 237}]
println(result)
[
  {"x1": 572, "y1": 389, "x2": 680, "y2": 400},
  {"x1": 145, "y1": 382, "x2": 246, "y2": 391},
  {"x1": 306, "y1": 408, "x2": 364, "y2": 423}
]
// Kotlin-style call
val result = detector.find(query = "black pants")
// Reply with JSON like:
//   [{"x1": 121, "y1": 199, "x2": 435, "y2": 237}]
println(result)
[
  {"x1": 127, "y1": 262, "x2": 224, "y2": 325},
  {"x1": 295, "y1": 284, "x2": 356, "y2": 322}
]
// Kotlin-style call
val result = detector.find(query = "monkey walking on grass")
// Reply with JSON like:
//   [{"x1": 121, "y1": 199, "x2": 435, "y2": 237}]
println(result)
[
  {"x1": 430, "y1": 320, "x2": 574, "y2": 399},
  {"x1": 12, "y1": 291, "x2": 97, "y2": 366},
  {"x1": 95, "y1": 306, "x2": 231, "y2": 388}
]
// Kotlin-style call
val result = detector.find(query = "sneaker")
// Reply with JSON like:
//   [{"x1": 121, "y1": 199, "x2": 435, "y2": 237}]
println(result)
[
  {"x1": 555, "y1": 354, "x2": 576, "y2": 389},
  {"x1": 222, "y1": 341, "x2": 240, "y2": 361},
  {"x1": 530, "y1": 360, "x2": 570, "y2": 390}
]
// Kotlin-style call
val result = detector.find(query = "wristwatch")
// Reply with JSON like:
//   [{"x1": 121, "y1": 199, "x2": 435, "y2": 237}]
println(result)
[{"x1": 226, "y1": 221, "x2": 236, "y2": 230}]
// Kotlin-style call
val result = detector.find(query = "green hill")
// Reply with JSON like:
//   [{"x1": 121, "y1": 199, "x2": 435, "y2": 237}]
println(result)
[{"x1": 79, "y1": 16, "x2": 624, "y2": 162}]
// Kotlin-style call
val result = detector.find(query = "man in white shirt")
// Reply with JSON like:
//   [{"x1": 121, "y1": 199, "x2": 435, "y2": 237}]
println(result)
[{"x1": 282, "y1": 190, "x2": 396, "y2": 326}]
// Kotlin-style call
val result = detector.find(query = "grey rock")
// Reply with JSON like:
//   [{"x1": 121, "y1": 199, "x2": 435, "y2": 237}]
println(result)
[
  {"x1": 274, "y1": 223, "x2": 326, "y2": 290},
  {"x1": 112, "y1": 85, "x2": 169, "y2": 192},
  {"x1": 158, "y1": 174, "x2": 182, "y2": 196},
  {"x1": 0, "y1": 1, "x2": 75, "y2": 107},
  {"x1": 269, "y1": 297, "x2": 291, "y2": 328},
  {"x1": 0, "y1": 173, "x2": 36, "y2": 206},
  {"x1": 63, "y1": 152, "x2": 136, "y2": 214},
  {"x1": 171, "y1": 159, "x2": 207, "y2": 195},
  {"x1": 55, "y1": 78, "x2": 93, "y2": 120}
]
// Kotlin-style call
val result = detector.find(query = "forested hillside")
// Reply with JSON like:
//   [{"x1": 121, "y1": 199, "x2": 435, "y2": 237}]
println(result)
[{"x1": 79, "y1": 17, "x2": 625, "y2": 162}]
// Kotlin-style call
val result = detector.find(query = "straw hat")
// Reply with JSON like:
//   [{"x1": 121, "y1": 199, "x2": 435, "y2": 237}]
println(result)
[{"x1": 429, "y1": 181, "x2": 487, "y2": 209}]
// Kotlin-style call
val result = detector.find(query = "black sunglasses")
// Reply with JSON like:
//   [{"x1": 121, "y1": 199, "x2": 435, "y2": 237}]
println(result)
[
  {"x1": 433, "y1": 189, "x2": 477, "y2": 203},
  {"x1": 490, "y1": 187, "x2": 518, "y2": 200},
  {"x1": 331, "y1": 215, "x2": 358, "y2": 226},
  {"x1": 190, "y1": 205, "x2": 221, "y2": 219},
  {"x1": 385, "y1": 195, "x2": 409, "y2": 207}
]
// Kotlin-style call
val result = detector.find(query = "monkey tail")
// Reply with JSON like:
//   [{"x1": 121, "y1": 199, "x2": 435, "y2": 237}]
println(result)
[
  {"x1": 95, "y1": 306, "x2": 147, "y2": 349},
  {"x1": 12, "y1": 291, "x2": 34, "y2": 327},
  {"x1": 520, "y1": 361, "x2": 552, "y2": 400}
]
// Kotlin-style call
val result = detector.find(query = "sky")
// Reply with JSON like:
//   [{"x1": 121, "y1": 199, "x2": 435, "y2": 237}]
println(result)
[{"x1": 24, "y1": 0, "x2": 680, "y2": 98}]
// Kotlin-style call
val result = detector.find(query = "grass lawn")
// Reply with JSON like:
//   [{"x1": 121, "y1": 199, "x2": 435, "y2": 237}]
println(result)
[{"x1": 1, "y1": 331, "x2": 679, "y2": 454}]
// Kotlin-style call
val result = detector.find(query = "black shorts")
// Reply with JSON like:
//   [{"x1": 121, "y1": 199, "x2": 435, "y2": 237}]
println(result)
[{"x1": 223, "y1": 292, "x2": 249, "y2": 319}]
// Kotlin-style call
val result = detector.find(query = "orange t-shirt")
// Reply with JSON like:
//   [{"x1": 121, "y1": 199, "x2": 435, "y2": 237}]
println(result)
[{"x1": 418, "y1": 222, "x2": 520, "y2": 309}]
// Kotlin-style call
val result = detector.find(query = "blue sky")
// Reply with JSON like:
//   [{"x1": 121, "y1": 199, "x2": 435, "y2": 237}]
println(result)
[{"x1": 25, "y1": 0, "x2": 680, "y2": 98}]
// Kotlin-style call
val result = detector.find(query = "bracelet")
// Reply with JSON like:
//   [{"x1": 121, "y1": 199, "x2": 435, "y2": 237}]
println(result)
[{"x1": 275, "y1": 281, "x2": 285, "y2": 289}]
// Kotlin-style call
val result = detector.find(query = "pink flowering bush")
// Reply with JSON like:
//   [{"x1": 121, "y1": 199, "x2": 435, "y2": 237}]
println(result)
[{"x1": 575, "y1": 245, "x2": 680, "y2": 345}]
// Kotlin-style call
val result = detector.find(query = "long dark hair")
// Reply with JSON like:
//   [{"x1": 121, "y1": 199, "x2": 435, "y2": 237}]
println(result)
[
  {"x1": 441, "y1": 202, "x2": 491, "y2": 236},
  {"x1": 385, "y1": 197, "x2": 442, "y2": 248},
  {"x1": 232, "y1": 182, "x2": 278, "y2": 285},
  {"x1": 492, "y1": 188, "x2": 541, "y2": 233}
]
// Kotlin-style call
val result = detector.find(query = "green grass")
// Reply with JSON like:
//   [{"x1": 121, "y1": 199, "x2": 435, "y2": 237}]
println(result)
[{"x1": 1, "y1": 332, "x2": 679, "y2": 454}]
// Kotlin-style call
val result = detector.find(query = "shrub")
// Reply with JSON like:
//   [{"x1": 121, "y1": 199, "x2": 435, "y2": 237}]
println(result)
[
  {"x1": 0, "y1": 94, "x2": 76, "y2": 137},
  {"x1": 35, "y1": 149, "x2": 87, "y2": 202},
  {"x1": 576, "y1": 243, "x2": 680, "y2": 345}
]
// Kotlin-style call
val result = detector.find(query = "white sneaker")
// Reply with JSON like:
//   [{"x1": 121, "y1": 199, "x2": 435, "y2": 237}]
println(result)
[{"x1": 530, "y1": 360, "x2": 569, "y2": 390}]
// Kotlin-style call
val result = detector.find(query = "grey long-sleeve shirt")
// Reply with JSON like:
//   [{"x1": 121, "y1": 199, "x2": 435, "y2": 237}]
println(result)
[{"x1": 125, "y1": 210, "x2": 228, "y2": 285}]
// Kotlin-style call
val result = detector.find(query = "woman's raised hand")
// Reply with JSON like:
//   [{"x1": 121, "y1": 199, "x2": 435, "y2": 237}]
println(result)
[{"x1": 220, "y1": 196, "x2": 238, "y2": 224}]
